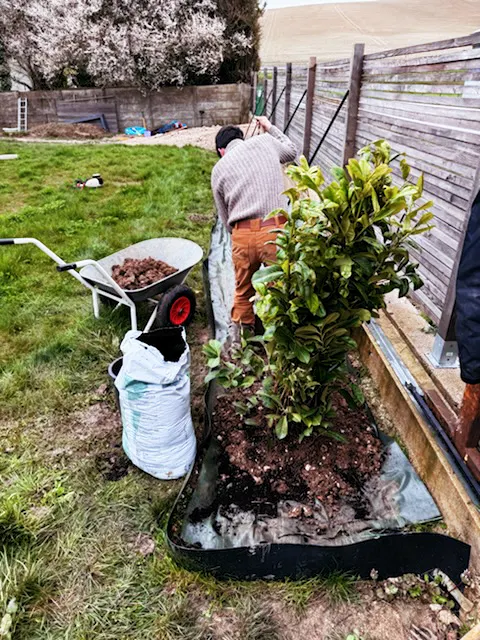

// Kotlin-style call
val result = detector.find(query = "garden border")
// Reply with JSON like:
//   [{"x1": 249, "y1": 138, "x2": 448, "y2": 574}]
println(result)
[{"x1": 356, "y1": 319, "x2": 480, "y2": 571}]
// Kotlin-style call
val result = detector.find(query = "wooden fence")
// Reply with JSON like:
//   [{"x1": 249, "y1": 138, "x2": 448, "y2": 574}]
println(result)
[
  {"x1": 254, "y1": 32, "x2": 480, "y2": 341},
  {"x1": 0, "y1": 83, "x2": 251, "y2": 133}
]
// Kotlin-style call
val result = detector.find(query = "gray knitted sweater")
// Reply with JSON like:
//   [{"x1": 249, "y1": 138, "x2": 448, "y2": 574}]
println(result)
[{"x1": 211, "y1": 126, "x2": 297, "y2": 233}]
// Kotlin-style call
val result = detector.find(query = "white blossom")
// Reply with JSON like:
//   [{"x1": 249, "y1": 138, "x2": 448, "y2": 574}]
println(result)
[{"x1": 0, "y1": 0, "x2": 255, "y2": 90}]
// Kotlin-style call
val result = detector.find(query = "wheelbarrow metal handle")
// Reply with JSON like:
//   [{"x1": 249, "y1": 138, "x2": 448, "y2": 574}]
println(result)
[
  {"x1": 0, "y1": 239, "x2": 15, "y2": 245},
  {"x1": 57, "y1": 262, "x2": 78, "y2": 272}
]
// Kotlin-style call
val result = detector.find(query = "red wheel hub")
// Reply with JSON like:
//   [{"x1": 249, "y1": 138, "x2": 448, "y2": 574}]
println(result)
[{"x1": 169, "y1": 296, "x2": 192, "y2": 325}]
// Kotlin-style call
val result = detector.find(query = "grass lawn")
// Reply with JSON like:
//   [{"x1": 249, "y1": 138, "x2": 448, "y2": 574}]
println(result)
[{"x1": 0, "y1": 140, "x2": 454, "y2": 640}]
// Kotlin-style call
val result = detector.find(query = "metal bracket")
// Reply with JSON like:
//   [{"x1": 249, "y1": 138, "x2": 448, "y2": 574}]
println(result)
[{"x1": 428, "y1": 334, "x2": 459, "y2": 369}]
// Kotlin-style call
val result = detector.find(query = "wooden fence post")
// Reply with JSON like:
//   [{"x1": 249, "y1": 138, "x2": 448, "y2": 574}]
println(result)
[
  {"x1": 271, "y1": 66, "x2": 278, "y2": 125},
  {"x1": 284, "y1": 62, "x2": 292, "y2": 132},
  {"x1": 263, "y1": 67, "x2": 268, "y2": 115},
  {"x1": 342, "y1": 43, "x2": 365, "y2": 166},
  {"x1": 455, "y1": 384, "x2": 480, "y2": 480},
  {"x1": 303, "y1": 56, "x2": 316, "y2": 158}
]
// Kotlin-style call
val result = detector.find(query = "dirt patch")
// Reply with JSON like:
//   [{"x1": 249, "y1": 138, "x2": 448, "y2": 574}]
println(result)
[
  {"x1": 189, "y1": 213, "x2": 213, "y2": 224},
  {"x1": 95, "y1": 444, "x2": 131, "y2": 481},
  {"x1": 212, "y1": 389, "x2": 383, "y2": 518},
  {"x1": 27, "y1": 123, "x2": 108, "y2": 140},
  {"x1": 111, "y1": 257, "x2": 178, "y2": 290}
]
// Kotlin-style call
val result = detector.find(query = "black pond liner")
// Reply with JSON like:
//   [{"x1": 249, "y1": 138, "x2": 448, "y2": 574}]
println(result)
[{"x1": 163, "y1": 219, "x2": 470, "y2": 581}]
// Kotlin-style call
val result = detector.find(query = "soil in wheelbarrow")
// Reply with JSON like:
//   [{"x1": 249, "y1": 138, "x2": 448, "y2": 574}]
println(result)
[
  {"x1": 211, "y1": 389, "x2": 384, "y2": 520},
  {"x1": 111, "y1": 257, "x2": 178, "y2": 290}
]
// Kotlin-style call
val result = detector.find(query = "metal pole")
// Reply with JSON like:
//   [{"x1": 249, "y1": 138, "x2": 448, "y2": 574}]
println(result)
[
  {"x1": 283, "y1": 89, "x2": 307, "y2": 134},
  {"x1": 309, "y1": 90, "x2": 349, "y2": 165},
  {"x1": 268, "y1": 86, "x2": 286, "y2": 122}
]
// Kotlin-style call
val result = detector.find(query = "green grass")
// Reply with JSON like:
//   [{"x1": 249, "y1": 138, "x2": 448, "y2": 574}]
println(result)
[
  {"x1": 0, "y1": 141, "x2": 215, "y2": 418},
  {"x1": 0, "y1": 140, "x2": 361, "y2": 639}
]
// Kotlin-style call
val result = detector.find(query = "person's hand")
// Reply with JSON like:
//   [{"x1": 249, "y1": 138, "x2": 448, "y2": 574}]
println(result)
[{"x1": 256, "y1": 116, "x2": 272, "y2": 132}]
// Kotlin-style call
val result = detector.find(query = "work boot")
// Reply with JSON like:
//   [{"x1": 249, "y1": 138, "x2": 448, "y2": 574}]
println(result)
[{"x1": 228, "y1": 322, "x2": 254, "y2": 352}]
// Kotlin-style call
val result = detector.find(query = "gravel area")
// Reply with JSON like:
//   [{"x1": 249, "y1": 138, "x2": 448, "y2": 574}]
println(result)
[{"x1": 115, "y1": 124, "x2": 250, "y2": 152}]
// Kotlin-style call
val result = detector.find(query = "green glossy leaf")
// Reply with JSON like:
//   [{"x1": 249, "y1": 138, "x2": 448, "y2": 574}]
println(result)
[
  {"x1": 203, "y1": 340, "x2": 222, "y2": 359},
  {"x1": 241, "y1": 375, "x2": 256, "y2": 388},
  {"x1": 334, "y1": 256, "x2": 354, "y2": 279},
  {"x1": 204, "y1": 370, "x2": 218, "y2": 384},
  {"x1": 275, "y1": 415, "x2": 288, "y2": 439},
  {"x1": 293, "y1": 343, "x2": 311, "y2": 364},
  {"x1": 400, "y1": 157, "x2": 410, "y2": 180},
  {"x1": 252, "y1": 265, "x2": 284, "y2": 287}
]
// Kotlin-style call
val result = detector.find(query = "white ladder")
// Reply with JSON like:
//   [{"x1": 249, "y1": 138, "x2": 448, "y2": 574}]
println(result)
[{"x1": 17, "y1": 97, "x2": 28, "y2": 132}]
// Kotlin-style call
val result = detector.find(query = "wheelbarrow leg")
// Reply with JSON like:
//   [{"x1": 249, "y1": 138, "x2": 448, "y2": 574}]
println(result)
[
  {"x1": 144, "y1": 303, "x2": 160, "y2": 332},
  {"x1": 130, "y1": 305, "x2": 138, "y2": 332},
  {"x1": 91, "y1": 289, "x2": 100, "y2": 319}
]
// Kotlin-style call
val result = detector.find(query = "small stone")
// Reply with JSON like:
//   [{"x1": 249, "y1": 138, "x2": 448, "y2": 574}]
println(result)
[
  {"x1": 287, "y1": 505, "x2": 302, "y2": 518},
  {"x1": 438, "y1": 610, "x2": 460, "y2": 627},
  {"x1": 429, "y1": 604, "x2": 443, "y2": 612},
  {"x1": 263, "y1": 465, "x2": 271, "y2": 472},
  {"x1": 217, "y1": 435, "x2": 223, "y2": 441},
  {"x1": 305, "y1": 464, "x2": 312, "y2": 471},
  {"x1": 302, "y1": 505, "x2": 313, "y2": 517},
  {"x1": 131, "y1": 533, "x2": 155, "y2": 557},
  {"x1": 95, "y1": 383, "x2": 108, "y2": 396}
]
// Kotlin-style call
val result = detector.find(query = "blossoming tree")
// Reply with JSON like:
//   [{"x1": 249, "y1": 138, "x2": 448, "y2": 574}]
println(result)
[{"x1": 0, "y1": 0, "x2": 262, "y2": 90}]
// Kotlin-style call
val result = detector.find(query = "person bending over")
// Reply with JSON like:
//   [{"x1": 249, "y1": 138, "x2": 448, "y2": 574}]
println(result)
[{"x1": 211, "y1": 116, "x2": 297, "y2": 339}]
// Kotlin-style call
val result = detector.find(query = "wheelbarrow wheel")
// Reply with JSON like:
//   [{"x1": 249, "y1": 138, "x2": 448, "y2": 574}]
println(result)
[{"x1": 156, "y1": 284, "x2": 196, "y2": 327}]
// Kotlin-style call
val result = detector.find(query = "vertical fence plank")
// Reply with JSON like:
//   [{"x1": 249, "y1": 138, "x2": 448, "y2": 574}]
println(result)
[
  {"x1": 343, "y1": 43, "x2": 365, "y2": 165},
  {"x1": 284, "y1": 62, "x2": 292, "y2": 132},
  {"x1": 303, "y1": 56, "x2": 317, "y2": 158},
  {"x1": 251, "y1": 71, "x2": 257, "y2": 115},
  {"x1": 271, "y1": 66, "x2": 278, "y2": 125}
]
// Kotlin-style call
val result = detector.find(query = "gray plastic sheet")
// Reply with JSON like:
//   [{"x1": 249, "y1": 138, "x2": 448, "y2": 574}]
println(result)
[{"x1": 207, "y1": 218, "x2": 235, "y2": 344}]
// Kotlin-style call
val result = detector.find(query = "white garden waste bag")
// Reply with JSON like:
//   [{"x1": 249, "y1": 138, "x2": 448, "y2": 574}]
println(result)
[{"x1": 115, "y1": 328, "x2": 196, "y2": 479}]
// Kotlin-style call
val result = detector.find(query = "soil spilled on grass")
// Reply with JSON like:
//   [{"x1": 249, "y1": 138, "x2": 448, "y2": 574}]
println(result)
[
  {"x1": 211, "y1": 390, "x2": 383, "y2": 520},
  {"x1": 95, "y1": 444, "x2": 131, "y2": 481}
]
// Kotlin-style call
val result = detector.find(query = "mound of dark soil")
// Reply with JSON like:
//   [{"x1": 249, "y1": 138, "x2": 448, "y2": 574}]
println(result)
[
  {"x1": 111, "y1": 257, "x2": 178, "y2": 290},
  {"x1": 27, "y1": 122, "x2": 108, "y2": 139},
  {"x1": 212, "y1": 389, "x2": 384, "y2": 518}
]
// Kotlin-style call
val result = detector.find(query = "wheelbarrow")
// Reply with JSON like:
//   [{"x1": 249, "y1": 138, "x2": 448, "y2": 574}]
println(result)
[{"x1": 0, "y1": 237, "x2": 203, "y2": 331}]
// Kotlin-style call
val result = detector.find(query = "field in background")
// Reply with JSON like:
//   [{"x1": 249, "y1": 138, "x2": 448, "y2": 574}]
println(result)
[{"x1": 260, "y1": 0, "x2": 480, "y2": 64}]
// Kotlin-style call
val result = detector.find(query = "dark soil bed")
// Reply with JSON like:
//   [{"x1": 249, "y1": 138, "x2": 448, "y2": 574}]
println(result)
[
  {"x1": 111, "y1": 257, "x2": 178, "y2": 289},
  {"x1": 211, "y1": 389, "x2": 384, "y2": 519}
]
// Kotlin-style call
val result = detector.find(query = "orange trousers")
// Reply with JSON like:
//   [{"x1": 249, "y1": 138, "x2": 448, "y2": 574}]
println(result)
[{"x1": 231, "y1": 219, "x2": 280, "y2": 326}]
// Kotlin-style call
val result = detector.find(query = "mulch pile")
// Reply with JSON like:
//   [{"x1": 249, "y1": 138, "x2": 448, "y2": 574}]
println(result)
[
  {"x1": 212, "y1": 388, "x2": 384, "y2": 518},
  {"x1": 27, "y1": 123, "x2": 107, "y2": 139},
  {"x1": 111, "y1": 257, "x2": 178, "y2": 290}
]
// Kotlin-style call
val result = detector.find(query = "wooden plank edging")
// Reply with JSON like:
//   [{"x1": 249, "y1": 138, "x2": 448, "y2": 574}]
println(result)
[{"x1": 357, "y1": 322, "x2": 480, "y2": 571}]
